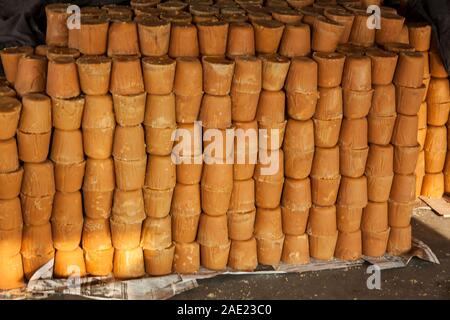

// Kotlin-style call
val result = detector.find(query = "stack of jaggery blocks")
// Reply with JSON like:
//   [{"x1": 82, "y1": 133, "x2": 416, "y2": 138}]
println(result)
[
  {"x1": 419, "y1": 49, "x2": 449, "y2": 198},
  {"x1": 0, "y1": 0, "x2": 446, "y2": 290}
]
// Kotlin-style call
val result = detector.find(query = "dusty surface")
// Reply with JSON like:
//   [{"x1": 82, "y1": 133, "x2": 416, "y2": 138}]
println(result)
[
  {"x1": 171, "y1": 208, "x2": 450, "y2": 300},
  {"x1": 47, "y1": 208, "x2": 450, "y2": 300}
]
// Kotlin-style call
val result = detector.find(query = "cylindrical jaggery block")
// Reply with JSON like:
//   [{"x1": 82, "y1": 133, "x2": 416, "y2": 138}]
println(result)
[
  {"x1": 361, "y1": 201, "x2": 389, "y2": 233},
  {"x1": 173, "y1": 242, "x2": 200, "y2": 274},
  {"x1": 107, "y1": 20, "x2": 140, "y2": 56},
  {"x1": 137, "y1": 19, "x2": 171, "y2": 57},
  {"x1": 324, "y1": 8, "x2": 354, "y2": 44},
  {"x1": 427, "y1": 78, "x2": 450, "y2": 104},
  {"x1": 46, "y1": 57, "x2": 80, "y2": 99},
  {"x1": 0, "y1": 96, "x2": 21, "y2": 140},
  {"x1": 312, "y1": 15, "x2": 345, "y2": 53},
  {"x1": 143, "y1": 244, "x2": 175, "y2": 276},
  {"x1": 340, "y1": 145, "x2": 369, "y2": 178},
  {"x1": 312, "y1": 52, "x2": 346, "y2": 88},
  {"x1": 76, "y1": 56, "x2": 111, "y2": 95},
  {"x1": 391, "y1": 114, "x2": 419, "y2": 147},
  {"x1": 174, "y1": 57, "x2": 203, "y2": 96},
  {"x1": 79, "y1": 17, "x2": 109, "y2": 55},
  {"x1": 370, "y1": 84, "x2": 396, "y2": 117},
  {"x1": 338, "y1": 176, "x2": 368, "y2": 208},
  {"x1": 50, "y1": 129, "x2": 84, "y2": 165},
  {"x1": 256, "y1": 235, "x2": 284, "y2": 266},
  {"x1": 342, "y1": 54, "x2": 372, "y2": 91},
  {"x1": 21, "y1": 223, "x2": 54, "y2": 257},
  {"x1": 339, "y1": 118, "x2": 368, "y2": 149},
  {"x1": 259, "y1": 54, "x2": 290, "y2": 91},
  {"x1": 376, "y1": 13, "x2": 405, "y2": 45},
  {"x1": 315, "y1": 86, "x2": 343, "y2": 121},
  {"x1": 0, "y1": 46, "x2": 34, "y2": 84},
  {"x1": 82, "y1": 218, "x2": 112, "y2": 251},
  {"x1": 114, "y1": 92, "x2": 147, "y2": 127},
  {"x1": 408, "y1": 23, "x2": 431, "y2": 52},
  {"x1": 362, "y1": 228, "x2": 390, "y2": 257},
  {"x1": 113, "y1": 125, "x2": 146, "y2": 161},
  {"x1": 0, "y1": 254, "x2": 24, "y2": 290},
  {"x1": 387, "y1": 225, "x2": 411, "y2": 255},
  {"x1": 0, "y1": 138, "x2": 18, "y2": 174},
  {"x1": 201, "y1": 161, "x2": 233, "y2": 216},
  {"x1": 394, "y1": 145, "x2": 420, "y2": 175},
  {"x1": 396, "y1": 84, "x2": 426, "y2": 116},
  {"x1": 52, "y1": 96, "x2": 85, "y2": 131},
  {"x1": 429, "y1": 51, "x2": 449, "y2": 78},
  {"x1": 51, "y1": 191, "x2": 84, "y2": 251},
  {"x1": 141, "y1": 216, "x2": 172, "y2": 250},
  {"x1": 142, "y1": 56, "x2": 176, "y2": 95},
  {"x1": 279, "y1": 22, "x2": 311, "y2": 57},
  {"x1": 228, "y1": 238, "x2": 258, "y2": 271},
  {"x1": 309, "y1": 232, "x2": 338, "y2": 261},
  {"x1": 197, "y1": 21, "x2": 229, "y2": 56},
  {"x1": 334, "y1": 230, "x2": 362, "y2": 261},
  {"x1": 14, "y1": 55, "x2": 47, "y2": 96},
  {"x1": 169, "y1": 23, "x2": 199, "y2": 58},
  {"x1": 366, "y1": 48, "x2": 398, "y2": 85},
  {"x1": 349, "y1": 11, "x2": 375, "y2": 47},
  {"x1": 285, "y1": 57, "x2": 317, "y2": 93},
  {"x1": 394, "y1": 52, "x2": 425, "y2": 88},
  {"x1": 110, "y1": 55, "x2": 144, "y2": 95},
  {"x1": 281, "y1": 234, "x2": 310, "y2": 265},
  {"x1": 202, "y1": 57, "x2": 234, "y2": 96},
  {"x1": 84, "y1": 247, "x2": 114, "y2": 276},
  {"x1": 313, "y1": 117, "x2": 342, "y2": 148},
  {"x1": 199, "y1": 94, "x2": 232, "y2": 129},
  {"x1": 82, "y1": 95, "x2": 115, "y2": 160},
  {"x1": 113, "y1": 247, "x2": 145, "y2": 279},
  {"x1": 307, "y1": 205, "x2": 337, "y2": 236},
  {"x1": 226, "y1": 22, "x2": 255, "y2": 57},
  {"x1": 421, "y1": 173, "x2": 444, "y2": 198},
  {"x1": 253, "y1": 19, "x2": 285, "y2": 55},
  {"x1": 144, "y1": 155, "x2": 176, "y2": 191},
  {"x1": 21, "y1": 160, "x2": 55, "y2": 198},
  {"x1": 19, "y1": 94, "x2": 52, "y2": 134},
  {"x1": 45, "y1": 4, "x2": 70, "y2": 46},
  {"x1": 343, "y1": 88, "x2": 374, "y2": 119},
  {"x1": 390, "y1": 174, "x2": 416, "y2": 203},
  {"x1": 424, "y1": 125, "x2": 447, "y2": 173}
]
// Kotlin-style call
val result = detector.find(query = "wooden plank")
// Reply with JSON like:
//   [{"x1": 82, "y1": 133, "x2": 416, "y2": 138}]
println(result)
[
  {"x1": 414, "y1": 198, "x2": 430, "y2": 210},
  {"x1": 419, "y1": 196, "x2": 450, "y2": 218}
]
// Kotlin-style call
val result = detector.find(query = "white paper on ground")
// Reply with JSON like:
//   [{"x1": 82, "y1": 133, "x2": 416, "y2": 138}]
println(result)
[{"x1": 0, "y1": 236, "x2": 438, "y2": 300}]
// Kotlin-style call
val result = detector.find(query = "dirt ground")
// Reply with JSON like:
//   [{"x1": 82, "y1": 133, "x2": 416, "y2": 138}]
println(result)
[{"x1": 171, "y1": 208, "x2": 450, "y2": 300}]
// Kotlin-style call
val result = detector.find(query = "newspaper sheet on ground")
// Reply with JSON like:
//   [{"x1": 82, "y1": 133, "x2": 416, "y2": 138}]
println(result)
[{"x1": 0, "y1": 237, "x2": 439, "y2": 300}]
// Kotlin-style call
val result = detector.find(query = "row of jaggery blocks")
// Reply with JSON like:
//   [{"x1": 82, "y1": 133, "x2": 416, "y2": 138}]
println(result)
[
  {"x1": 0, "y1": 55, "x2": 436, "y2": 276},
  {"x1": 0, "y1": 95, "x2": 25, "y2": 290},
  {"x1": 280, "y1": 50, "x2": 315, "y2": 263},
  {"x1": 0, "y1": 1, "x2": 438, "y2": 280},
  {"x1": 385, "y1": 39, "x2": 430, "y2": 255},
  {"x1": 43, "y1": 3, "x2": 332, "y2": 59},
  {"x1": 1, "y1": 0, "x2": 438, "y2": 94},
  {"x1": 336, "y1": 51, "x2": 371, "y2": 261},
  {"x1": 418, "y1": 48, "x2": 449, "y2": 198},
  {"x1": 50, "y1": 84, "x2": 86, "y2": 277},
  {"x1": 1, "y1": 4, "x2": 436, "y2": 96},
  {"x1": 41, "y1": 1, "x2": 436, "y2": 59},
  {"x1": 0, "y1": 52, "x2": 340, "y2": 276},
  {"x1": 308, "y1": 45, "x2": 428, "y2": 259},
  {"x1": 366, "y1": 45, "x2": 420, "y2": 257}
]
